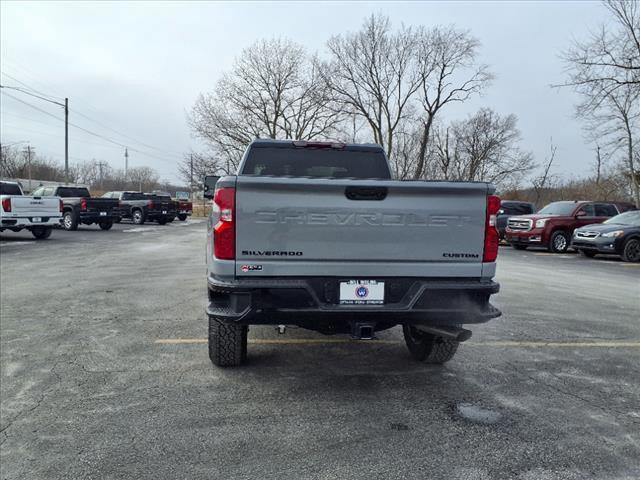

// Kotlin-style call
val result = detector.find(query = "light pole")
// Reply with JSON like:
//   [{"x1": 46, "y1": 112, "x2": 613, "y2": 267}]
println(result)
[{"x1": 0, "y1": 85, "x2": 69, "y2": 183}]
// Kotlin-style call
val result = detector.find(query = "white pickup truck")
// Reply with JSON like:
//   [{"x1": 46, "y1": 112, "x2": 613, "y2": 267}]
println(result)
[{"x1": 0, "y1": 181, "x2": 63, "y2": 239}]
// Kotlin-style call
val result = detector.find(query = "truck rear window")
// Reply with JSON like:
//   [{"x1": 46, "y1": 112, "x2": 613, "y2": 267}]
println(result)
[
  {"x1": 0, "y1": 183, "x2": 22, "y2": 195},
  {"x1": 57, "y1": 187, "x2": 91, "y2": 198},
  {"x1": 241, "y1": 146, "x2": 391, "y2": 179}
]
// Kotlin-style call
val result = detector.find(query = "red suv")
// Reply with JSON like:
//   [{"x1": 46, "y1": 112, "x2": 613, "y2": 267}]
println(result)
[{"x1": 505, "y1": 201, "x2": 635, "y2": 253}]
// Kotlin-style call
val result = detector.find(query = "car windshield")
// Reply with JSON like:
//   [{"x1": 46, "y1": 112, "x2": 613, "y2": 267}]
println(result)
[
  {"x1": 603, "y1": 210, "x2": 640, "y2": 226},
  {"x1": 537, "y1": 202, "x2": 577, "y2": 216}
]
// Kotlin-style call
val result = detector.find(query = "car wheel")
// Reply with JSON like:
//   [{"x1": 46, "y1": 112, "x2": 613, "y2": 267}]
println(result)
[
  {"x1": 99, "y1": 221, "x2": 113, "y2": 231},
  {"x1": 580, "y1": 249, "x2": 597, "y2": 258},
  {"x1": 62, "y1": 211, "x2": 78, "y2": 231},
  {"x1": 208, "y1": 316, "x2": 247, "y2": 367},
  {"x1": 31, "y1": 226, "x2": 52, "y2": 239},
  {"x1": 402, "y1": 325, "x2": 459, "y2": 364},
  {"x1": 549, "y1": 231, "x2": 569, "y2": 253},
  {"x1": 178, "y1": 214, "x2": 187, "y2": 221},
  {"x1": 132, "y1": 210, "x2": 145, "y2": 225},
  {"x1": 157, "y1": 217, "x2": 168, "y2": 225},
  {"x1": 621, "y1": 238, "x2": 640, "y2": 262}
]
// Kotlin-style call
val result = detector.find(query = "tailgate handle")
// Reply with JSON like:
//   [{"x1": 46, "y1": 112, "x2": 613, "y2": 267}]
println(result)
[{"x1": 345, "y1": 186, "x2": 387, "y2": 201}]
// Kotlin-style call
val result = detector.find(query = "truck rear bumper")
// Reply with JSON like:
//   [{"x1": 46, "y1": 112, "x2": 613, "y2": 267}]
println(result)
[
  {"x1": 1, "y1": 216, "x2": 63, "y2": 229},
  {"x1": 207, "y1": 276, "x2": 501, "y2": 327}
]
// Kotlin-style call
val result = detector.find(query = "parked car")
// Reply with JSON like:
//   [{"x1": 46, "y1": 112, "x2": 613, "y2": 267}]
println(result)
[
  {"x1": 496, "y1": 200, "x2": 535, "y2": 240},
  {"x1": 0, "y1": 180, "x2": 63, "y2": 239},
  {"x1": 505, "y1": 200, "x2": 634, "y2": 253},
  {"x1": 571, "y1": 210, "x2": 640, "y2": 262},
  {"x1": 31, "y1": 185, "x2": 120, "y2": 231},
  {"x1": 102, "y1": 191, "x2": 150, "y2": 225},
  {"x1": 204, "y1": 139, "x2": 502, "y2": 367},
  {"x1": 144, "y1": 192, "x2": 177, "y2": 224}
]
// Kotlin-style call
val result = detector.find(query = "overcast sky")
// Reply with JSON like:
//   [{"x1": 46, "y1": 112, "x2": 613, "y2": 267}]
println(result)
[{"x1": 1, "y1": 0, "x2": 606, "y2": 184}]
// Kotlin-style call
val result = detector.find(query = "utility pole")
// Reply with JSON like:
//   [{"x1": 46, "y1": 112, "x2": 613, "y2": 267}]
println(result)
[
  {"x1": 124, "y1": 148, "x2": 129, "y2": 178},
  {"x1": 190, "y1": 153, "x2": 193, "y2": 198},
  {"x1": 97, "y1": 161, "x2": 107, "y2": 190},
  {"x1": 24, "y1": 145, "x2": 34, "y2": 191},
  {"x1": 64, "y1": 98, "x2": 69, "y2": 183}
]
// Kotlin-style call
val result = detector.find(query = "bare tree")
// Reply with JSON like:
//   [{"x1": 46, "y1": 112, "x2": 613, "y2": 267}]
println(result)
[
  {"x1": 178, "y1": 151, "x2": 228, "y2": 190},
  {"x1": 532, "y1": 139, "x2": 558, "y2": 207},
  {"x1": 413, "y1": 27, "x2": 493, "y2": 178},
  {"x1": 321, "y1": 14, "x2": 422, "y2": 160},
  {"x1": 427, "y1": 108, "x2": 534, "y2": 187},
  {"x1": 561, "y1": 0, "x2": 639, "y2": 99},
  {"x1": 189, "y1": 38, "x2": 344, "y2": 173}
]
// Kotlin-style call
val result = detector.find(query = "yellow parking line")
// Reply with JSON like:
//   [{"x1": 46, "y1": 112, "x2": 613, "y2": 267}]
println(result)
[{"x1": 155, "y1": 339, "x2": 640, "y2": 347}]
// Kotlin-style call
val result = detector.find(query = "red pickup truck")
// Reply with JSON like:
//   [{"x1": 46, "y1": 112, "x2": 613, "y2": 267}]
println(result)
[
  {"x1": 175, "y1": 199, "x2": 192, "y2": 221},
  {"x1": 505, "y1": 200, "x2": 636, "y2": 253}
]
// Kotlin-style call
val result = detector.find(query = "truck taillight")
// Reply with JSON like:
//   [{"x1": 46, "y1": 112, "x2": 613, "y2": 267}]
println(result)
[
  {"x1": 213, "y1": 186, "x2": 235, "y2": 260},
  {"x1": 1, "y1": 198, "x2": 11, "y2": 212},
  {"x1": 59, "y1": 199, "x2": 63, "y2": 212},
  {"x1": 80, "y1": 198, "x2": 87, "y2": 211},
  {"x1": 483, "y1": 195, "x2": 501, "y2": 263},
  {"x1": 148, "y1": 200, "x2": 155, "y2": 209}
]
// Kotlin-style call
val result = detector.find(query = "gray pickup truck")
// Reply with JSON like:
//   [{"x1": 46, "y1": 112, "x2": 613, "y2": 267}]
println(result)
[{"x1": 205, "y1": 139, "x2": 501, "y2": 366}]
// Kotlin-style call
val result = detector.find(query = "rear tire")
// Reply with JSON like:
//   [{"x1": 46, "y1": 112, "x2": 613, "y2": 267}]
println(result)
[
  {"x1": 208, "y1": 316, "x2": 248, "y2": 367},
  {"x1": 580, "y1": 249, "x2": 597, "y2": 258},
  {"x1": 99, "y1": 221, "x2": 113, "y2": 231},
  {"x1": 132, "y1": 209, "x2": 145, "y2": 225},
  {"x1": 402, "y1": 325, "x2": 459, "y2": 364},
  {"x1": 31, "y1": 227, "x2": 52, "y2": 239},
  {"x1": 549, "y1": 231, "x2": 569, "y2": 253},
  {"x1": 178, "y1": 214, "x2": 187, "y2": 221},
  {"x1": 512, "y1": 245, "x2": 527, "y2": 250},
  {"x1": 621, "y1": 238, "x2": 640, "y2": 262},
  {"x1": 157, "y1": 218, "x2": 168, "y2": 225},
  {"x1": 62, "y1": 211, "x2": 78, "y2": 231}
]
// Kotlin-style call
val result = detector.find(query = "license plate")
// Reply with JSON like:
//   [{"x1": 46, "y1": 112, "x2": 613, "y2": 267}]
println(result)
[
  {"x1": 339, "y1": 280, "x2": 384, "y2": 305},
  {"x1": 99, "y1": 211, "x2": 107, "y2": 216},
  {"x1": 32, "y1": 217, "x2": 42, "y2": 223},
  {"x1": 162, "y1": 210, "x2": 167, "y2": 214}
]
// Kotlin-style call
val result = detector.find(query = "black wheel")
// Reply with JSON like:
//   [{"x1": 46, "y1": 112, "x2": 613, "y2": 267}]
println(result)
[
  {"x1": 402, "y1": 325, "x2": 459, "y2": 364},
  {"x1": 98, "y1": 221, "x2": 113, "y2": 231},
  {"x1": 167, "y1": 216, "x2": 175, "y2": 223},
  {"x1": 178, "y1": 214, "x2": 187, "y2": 221},
  {"x1": 549, "y1": 231, "x2": 569, "y2": 253},
  {"x1": 31, "y1": 227, "x2": 52, "y2": 239},
  {"x1": 132, "y1": 209, "x2": 145, "y2": 225},
  {"x1": 512, "y1": 245, "x2": 527, "y2": 250},
  {"x1": 622, "y1": 238, "x2": 640, "y2": 262},
  {"x1": 157, "y1": 217, "x2": 168, "y2": 225},
  {"x1": 208, "y1": 316, "x2": 248, "y2": 367},
  {"x1": 579, "y1": 249, "x2": 597, "y2": 258},
  {"x1": 62, "y1": 211, "x2": 78, "y2": 231}
]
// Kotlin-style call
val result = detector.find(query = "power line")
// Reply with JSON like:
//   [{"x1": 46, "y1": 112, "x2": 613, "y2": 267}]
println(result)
[
  {"x1": 2, "y1": 67, "x2": 184, "y2": 158},
  {"x1": 0, "y1": 70, "x2": 65, "y2": 102},
  {"x1": 2, "y1": 90, "x2": 181, "y2": 166}
]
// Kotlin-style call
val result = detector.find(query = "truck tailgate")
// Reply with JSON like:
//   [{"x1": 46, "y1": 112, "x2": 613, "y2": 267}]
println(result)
[
  {"x1": 9, "y1": 196, "x2": 60, "y2": 215},
  {"x1": 235, "y1": 177, "x2": 490, "y2": 277}
]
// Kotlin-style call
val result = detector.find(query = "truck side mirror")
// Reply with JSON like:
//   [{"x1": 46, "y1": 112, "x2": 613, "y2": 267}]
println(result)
[{"x1": 203, "y1": 176, "x2": 220, "y2": 199}]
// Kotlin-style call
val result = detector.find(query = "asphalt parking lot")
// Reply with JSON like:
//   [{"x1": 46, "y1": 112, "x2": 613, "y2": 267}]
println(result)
[{"x1": 1, "y1": 221, "x2": 639, "y2": 480}]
